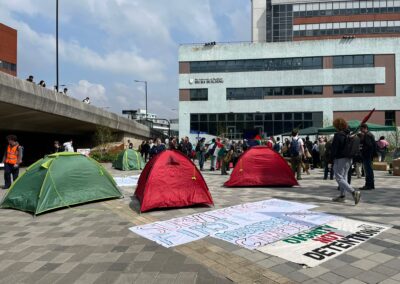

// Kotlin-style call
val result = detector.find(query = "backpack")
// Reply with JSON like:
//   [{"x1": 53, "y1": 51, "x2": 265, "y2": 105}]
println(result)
[
  {"x1": 273, "y1": 142, "x2": 281, "y2": 153},
  {"x1": 290, "y1": 138, "x2": 300, "y2": 157},
  {"x1": 343, "y1": 134, "x2": 361, "y2": 158}
]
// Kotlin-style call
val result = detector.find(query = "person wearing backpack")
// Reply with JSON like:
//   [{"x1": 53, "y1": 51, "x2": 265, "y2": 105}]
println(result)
[
  {"x1": 290, "y1": 129, "x2": 305, "y2": 180},
  {"x1": 359, "y1": 124, "x2": 377, "y2": 190},
  {"x1": 273, "y1": 137, "x2": 282, "y2": 154},
  {"x1": 331, "y1": 118, "x2": 361, "y2": 205}
]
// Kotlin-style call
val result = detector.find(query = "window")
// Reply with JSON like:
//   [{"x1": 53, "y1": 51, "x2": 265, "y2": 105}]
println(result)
[
  {"x1": 190, "y1": 89, "x2": 208, "y2": 101},
  {"x1": 385, "y1": 111, "x2": 396, "y2": 126},
  {"x1": 333, "y1": 85, "x2": 375, "y2": 94}
]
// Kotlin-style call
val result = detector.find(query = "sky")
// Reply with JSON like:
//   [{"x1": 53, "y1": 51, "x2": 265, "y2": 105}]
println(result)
[{"x1": 1, "y1": 0, "x2": 251, "y2": 119}]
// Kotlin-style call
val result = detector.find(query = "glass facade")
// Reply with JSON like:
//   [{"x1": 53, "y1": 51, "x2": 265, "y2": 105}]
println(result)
[
  {"x1": 227, "y1": 86, "x2": 323, "y2": 100},
  {"x1": 190, "y1": 112, "x2": 323, "y2": 137},
  {"x1": 333, "y1": 84, "x2": 375, "y2": 94},
  {"x1": 190, "y1": 89, "x2": 208, "y2": 101},
  {"x1": 190, "y1": 57, "x2": 322, "y2": 73},
  {"x1": 273, "y1": 4, "x2": 293, "y2": 42},
  {"x1": 0, "y1": 60, "x2": 16, "y2": 72},
  {"x1": 333, "y1": 55, "x2": 374, "y2": 68},
  {"x1": 266, "y1": 1, "x2": 400, "y2": 42}
]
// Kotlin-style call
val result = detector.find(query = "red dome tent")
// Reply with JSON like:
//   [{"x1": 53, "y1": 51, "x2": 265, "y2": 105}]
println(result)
[
  {"x1": 135, "y1": 150, "x2": 214, "y2": 212},
  {"x1": 224, "y1": 146, "x2": 298, "y2": 187}
]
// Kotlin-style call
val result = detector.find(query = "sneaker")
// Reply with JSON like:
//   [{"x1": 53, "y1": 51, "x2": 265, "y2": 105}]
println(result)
[
  {"x1": 352, "y1": 191, "x2": 361, "y2": 205},
  {"x1": 332, "y1": 196, "x2": 345, "y2": 203}
]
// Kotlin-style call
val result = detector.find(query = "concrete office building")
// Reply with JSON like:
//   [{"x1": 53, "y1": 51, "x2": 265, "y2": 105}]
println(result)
[
  {"x1": 0, "y1": 23, "x2": 17, "y2": 76},
  {"x1": 178, "y1": 1, "x2": 400, "y2": 140}
]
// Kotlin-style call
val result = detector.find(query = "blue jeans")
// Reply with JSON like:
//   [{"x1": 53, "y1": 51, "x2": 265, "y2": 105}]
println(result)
[
  {"x1": 4, "y1": 163, "x2": 19, "y2": 189},
  {"x1": 198, "y1": 152, "x2": 205, "y2": 170},
  {"x1": 363, "y1": 157, "x2": 375, "y2": 188}
]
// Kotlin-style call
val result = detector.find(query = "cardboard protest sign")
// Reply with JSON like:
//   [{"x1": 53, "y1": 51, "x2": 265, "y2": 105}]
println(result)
[{"x1": 258, "y1": 219, "x2": 391, "y2": 267}]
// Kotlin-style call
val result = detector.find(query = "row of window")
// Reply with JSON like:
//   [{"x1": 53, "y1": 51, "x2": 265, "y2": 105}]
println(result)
[
  {"x1": 189, "y1": 55, "x2": 375, "y2": 74},
  {"x1": 190, "y1": 57, "x2": 322, "y2": 73},
  {"x1": 333, "y1": 55, "x2": 374, "y2": 68},
  {"x1": 0, "y1": 60, "x2": 16, "y2": 72},
  {"x1": 226, "y1": 86, "x2": 323, "y2": 100},
  {"x1": 294, "y1": 21, "x2": 400, "y2": 32},
  {"x1": 190, "y1": 112, "x2": 323, "y2": 136},
  {"x1": 191, "y1": 112, "x2": 315, "y2": 122},
  {"x1": 294, "y1": 26, "x2": 400, "y2": 37},
  {"x1": 292, "y1": 0, "x2": 400, "y2": 17},
  {"x1": 333, "y1": 85, "x2": 375, "y2": 94},
  {"x1": 189, "y1": 84, "x2": 374, "y2": 101}
]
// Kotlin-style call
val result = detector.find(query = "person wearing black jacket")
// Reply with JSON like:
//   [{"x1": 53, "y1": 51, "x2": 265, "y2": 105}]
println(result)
[
  {"x1": 359, "y1": 124, "x2": 376, "y2": 190},
  {"x1": 331, "y1": 118, "x2": 361, "y2": 205}
]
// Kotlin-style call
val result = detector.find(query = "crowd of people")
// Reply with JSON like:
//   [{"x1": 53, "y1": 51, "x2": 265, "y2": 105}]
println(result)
[
  {"x1": 136, "y1": 118, "x2": 392, "y2": 206},
  {"x1": 1, "y1": 119, "x2": 393, "y2": 205}
]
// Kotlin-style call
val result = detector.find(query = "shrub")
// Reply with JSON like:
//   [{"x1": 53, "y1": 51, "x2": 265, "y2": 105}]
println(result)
[{"x1": 90, "y1": 151, "x2": 118, "y2": 163}]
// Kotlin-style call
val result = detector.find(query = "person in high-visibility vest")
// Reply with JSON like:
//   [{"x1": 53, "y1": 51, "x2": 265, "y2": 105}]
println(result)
[{"x1": 2, "y1": 135, "x2": 23, "y2": 189}]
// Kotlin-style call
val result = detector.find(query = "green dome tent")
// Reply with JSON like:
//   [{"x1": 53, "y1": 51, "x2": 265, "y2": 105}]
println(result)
[
  {"x1": 0, "y1": 152, "x2": 122, "y2": 215},
  {"x1": 113, "y1": 149, "x2": 145, "y2": 171}
]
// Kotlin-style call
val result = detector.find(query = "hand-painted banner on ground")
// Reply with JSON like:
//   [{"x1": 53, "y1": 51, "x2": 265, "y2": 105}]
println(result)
[
  {"x1": 114, "y1": 175, "x2": 140, "y2": 187},
  {"x1": 258, "y1": 219, "x2": 391, "y2": 267},
  {"x1": 129, "y1": 199, "x2": 319, "y2": 248},
  {"x1": 212, "y1": 210, "x2": 339, "y2": 250}
]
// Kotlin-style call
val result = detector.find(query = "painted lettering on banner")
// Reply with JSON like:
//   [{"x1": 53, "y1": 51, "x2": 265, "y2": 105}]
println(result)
[{"x1": 258, "y1": 220, "x2": 391, "y2": 267}]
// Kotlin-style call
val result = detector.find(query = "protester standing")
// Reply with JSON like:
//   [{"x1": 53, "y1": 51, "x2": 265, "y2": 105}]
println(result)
[
  {"x1": 141, "y1": 141, "x2": 150, "y2": 162},
  {"x1": 54, "y1": 140, "x2": 62, "y2": 153},
  {"x1": 290, "y1": 129, "x2": 305, "y2": 180},
  {"x1": 331, "y1": 118, "x2": 361, "y2": 204},
  {"x1": 360, "y1": 124, "x2": 376, "y2": 190},
  {"x1": 196, "y1": 138, "x2": 206, "y2": 171},
  {"x1": 2, "y1": 135, "x2": 23, "y2": 189},
  {"x1": 273, "y1": 137, "x2": 283, "y2": 154},
  {"x1": 150, "y1": 138, "x2": 166, "y2": 157},
  {"x1": 323, "y1": 137, "x2": 334, "y2": 180},
  {"x1": 63, "y1": 139, "x2": 74, "y2": 152}
]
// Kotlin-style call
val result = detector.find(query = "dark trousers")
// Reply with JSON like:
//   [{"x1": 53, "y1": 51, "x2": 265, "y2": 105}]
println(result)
[
  {"x1": 363, "y1": 157, "x2": 375, "y2": 188},
  {"x1": 4, "y1": 163, "x2": 19, "y2": 189},
  {"x1": 324, "y1": 163, "x2": 334, "y2": 180}
]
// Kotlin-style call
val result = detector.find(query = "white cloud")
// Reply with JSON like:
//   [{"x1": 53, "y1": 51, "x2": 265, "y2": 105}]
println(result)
[{"x1": 70, "y1": 80, "x2": 107, "y2": 103}]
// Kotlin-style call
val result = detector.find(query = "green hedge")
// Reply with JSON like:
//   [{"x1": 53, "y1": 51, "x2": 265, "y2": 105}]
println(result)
[{"x1": 90, "y1": 151, "x2": 118, "y2": 163}]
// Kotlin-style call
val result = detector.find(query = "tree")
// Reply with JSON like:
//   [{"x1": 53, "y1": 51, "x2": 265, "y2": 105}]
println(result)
[{"x1": 93, "y1": 126, "x2": 115, "y2": 158}]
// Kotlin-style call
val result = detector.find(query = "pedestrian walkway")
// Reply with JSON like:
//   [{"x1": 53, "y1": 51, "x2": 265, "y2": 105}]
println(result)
[{"x1": 0, "y1": 164, "x2": 399, "y2": 283}]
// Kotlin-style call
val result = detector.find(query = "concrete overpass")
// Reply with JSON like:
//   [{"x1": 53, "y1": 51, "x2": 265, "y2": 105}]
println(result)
[{"x1": 0, "y1": 72, "x2": 152, "y2": 163}]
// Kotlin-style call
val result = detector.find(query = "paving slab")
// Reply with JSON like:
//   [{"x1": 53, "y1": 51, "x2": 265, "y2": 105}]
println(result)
[{"x1": 0, "y1": 164, "x2": 399, "y2": 283}]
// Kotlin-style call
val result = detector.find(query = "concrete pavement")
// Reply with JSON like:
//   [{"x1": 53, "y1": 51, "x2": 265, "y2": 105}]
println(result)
[{"x1": 0, "y1": 163, "x2": 399, "y2": 283}]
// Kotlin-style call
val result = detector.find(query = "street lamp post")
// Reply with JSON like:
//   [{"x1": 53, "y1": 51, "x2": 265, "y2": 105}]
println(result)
[
  {"x1": 134, "y1": 80, "x2": 148, "y2": 120},
  {"x1": 56, "y1": 0, "x2": 59, "y2": 92}
]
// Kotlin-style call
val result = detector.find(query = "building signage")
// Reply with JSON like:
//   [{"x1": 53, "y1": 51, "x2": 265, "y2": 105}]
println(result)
[{"x1": 189, "y1": 78, "x2": 223, "y2": 84}]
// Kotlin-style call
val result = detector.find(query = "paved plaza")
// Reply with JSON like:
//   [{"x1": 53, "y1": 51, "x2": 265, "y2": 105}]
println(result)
[{"x1": 0, "y1": 163, "x2": 399, "y2": 284}]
